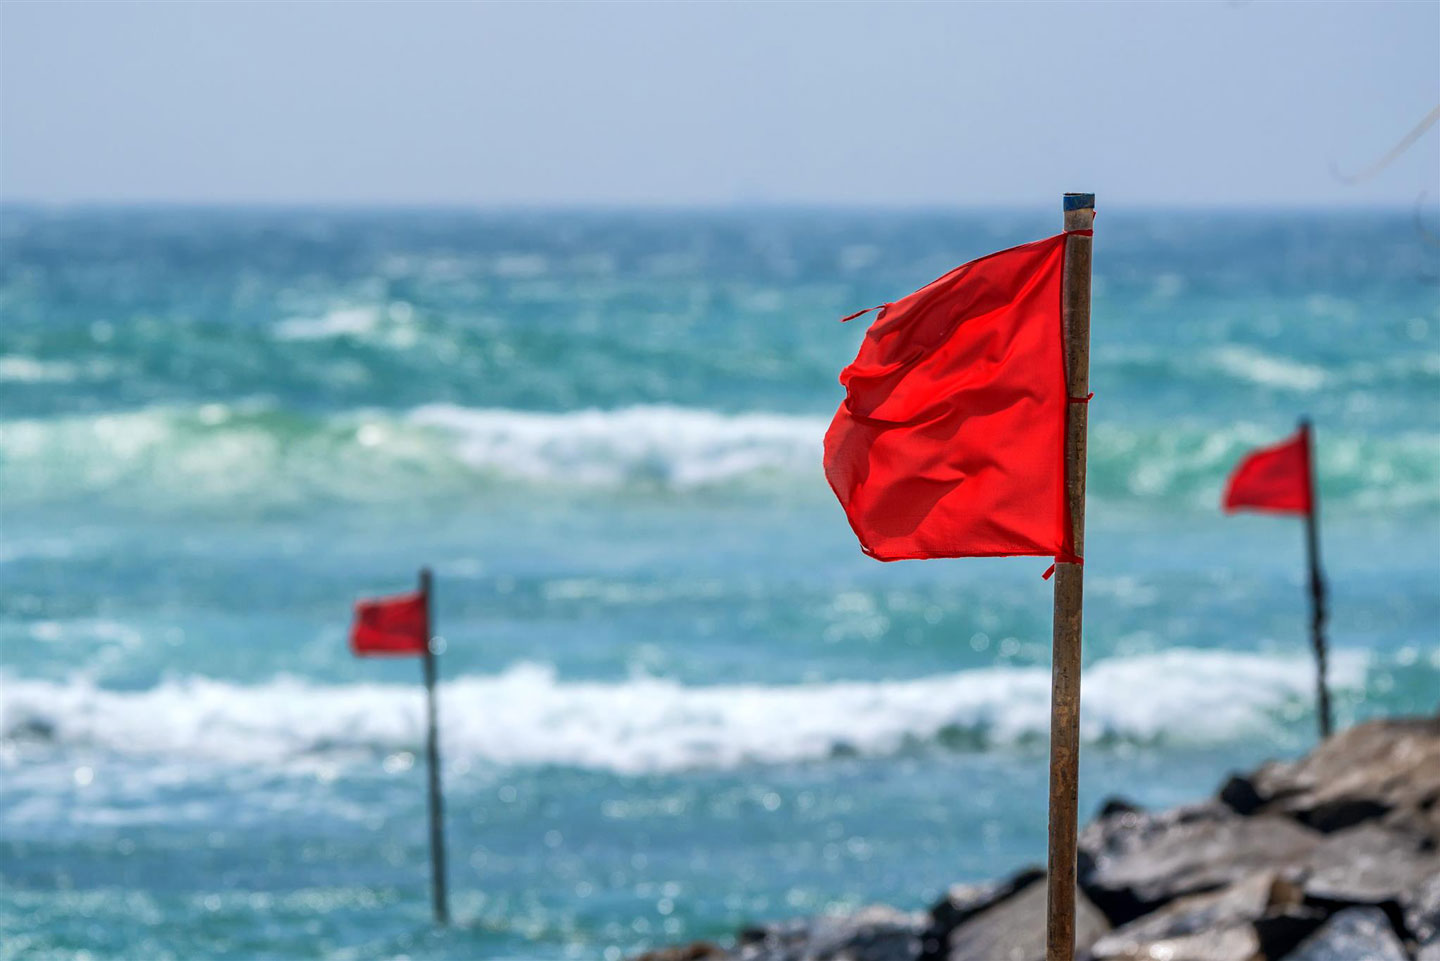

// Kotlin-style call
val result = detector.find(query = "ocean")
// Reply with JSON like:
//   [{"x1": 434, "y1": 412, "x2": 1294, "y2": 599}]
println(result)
[{"x1": 1, "y1": 206, "x2": 1437, "y2": 960}]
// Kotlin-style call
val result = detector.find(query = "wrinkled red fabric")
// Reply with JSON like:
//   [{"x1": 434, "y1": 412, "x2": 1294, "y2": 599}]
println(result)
[
  {"x1": 824, "y1": 233, "x2": 1076, "y2": 562},
  {"x1": 1223, "y1": 427, "x2": 1313, "y2": 515},
  {"x1": 351, "y1": 591, "x2": 428, "y2": 656}
]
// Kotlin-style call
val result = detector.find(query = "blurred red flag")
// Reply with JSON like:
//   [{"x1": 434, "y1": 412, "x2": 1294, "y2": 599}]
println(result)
[
  {"x1": 351, "y1": 591, "x2": 428, "y2": 656},
  {"x1": 824, "y1": 233, "x2": 1078, "y2": 562},
  {"x1": 1222, "y1": 427, "x2": 1313, "y2": 516}
]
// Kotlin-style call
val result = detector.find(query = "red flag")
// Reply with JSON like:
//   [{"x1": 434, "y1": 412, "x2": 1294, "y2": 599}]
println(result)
[
  {"x1": 351, "y1": 591, "x2": 429, "y2": 656},
  {"x1": 824, "y1": 233, "x2": 1077, "y2": 562},
  {"x1": 1222, "y1": 427, "x2": 1313, "y2": 516}
]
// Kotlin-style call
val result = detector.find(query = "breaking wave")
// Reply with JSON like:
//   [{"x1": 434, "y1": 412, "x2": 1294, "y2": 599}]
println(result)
[
  {"x1": 408, "y1": 403, "x2": 818, "y2": 488},
  {"x1": 0, "y1": 650, "x2": 1365, "y2": 774},
  {"x1": 1207, "y1": 346, "x2": 1329, "y2": 392},
  {"x1": 0, "y1": 403, "x2": 1434, "y2": 511}
]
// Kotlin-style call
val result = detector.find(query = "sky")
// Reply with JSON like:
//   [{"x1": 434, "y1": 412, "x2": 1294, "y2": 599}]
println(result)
[{"x1": 1, "y1": 0, "x2": 1437, "y2": 208}]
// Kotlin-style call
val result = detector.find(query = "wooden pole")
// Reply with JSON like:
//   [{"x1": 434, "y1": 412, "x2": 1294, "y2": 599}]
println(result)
[
  {"x1": 1300, "y1": 420, "x2": 1333, "y2": 739},
  {"x1": 419, "y1": 567, "x2": 450, "y2": 926},
  {"x1": 1046, "y1": 193, "x2": 1094, "y2": 961}
]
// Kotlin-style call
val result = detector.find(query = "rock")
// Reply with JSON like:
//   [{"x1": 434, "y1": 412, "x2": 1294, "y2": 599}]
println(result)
[
  {"x1": 1382, "y1": 788, "x2": 1440, "y2": 848},
  {"x1": 733, "y1": 905, "x2": 926, "y2": 961},
  {"x1": 919, "y1": 867, "x2": 1043, "y2": 959},
  {"x1": 924, "y1": 867, "x2": 1043, "y2": 939},
  {"x1": 1406, "y1": 872, "x2": 1440, "y2": 946},
  {"x1": 1297, "y1": 823, "x2": 1440, "y2": 908},
  {"x1": 1097, "y1": 798, "x2": 1144, "y2": 819},
  {"x1": 1249, "y1": 718, "x2": 1440, "y2": 837},
  {"x1": 1079, "y1": 802, "x2": 1321, "y2": 923},
  {"x1": 1088, "y1": 870, "x2": 1324, "y2": 961},
  {"x1": 1282, "y1": 906, "x2": 1408, "y2": 961},
  {"x1": 1088, "y1": 870, "x2": 1280, "y2": 956},
  {"x1": 1251, "y1": 907, "x2": 1329, "y2": 959},
  {"x1": 631, "y1": 945, "x2": 728, "y2": 961},
  {"x1": 942, "y1": 876, "x2": 1107, "y2": 961},
  {"x1": 1094, "y1": 926, "x2": 1260, "y2": 961},
  {"x1": 1217, "y1": 774, "x2": 1264, "y2": 817}
]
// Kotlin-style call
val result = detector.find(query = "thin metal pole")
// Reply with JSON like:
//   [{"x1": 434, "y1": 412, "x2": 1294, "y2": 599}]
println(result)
[
  {"x1": 1047, "y1": 193, "x2": 1094, "y2": 961},
  {"x1": 1300, "y1": 420, "x2": 1332, "y2": 739},
  {"x1": 420, "y1": 567, "x2": 450, "y2": 925}
]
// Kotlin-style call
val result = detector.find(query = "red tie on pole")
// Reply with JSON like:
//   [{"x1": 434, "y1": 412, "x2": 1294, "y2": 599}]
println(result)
[
  {"x1": 1223, "y1": 421, "x2": 1332, "y2": 739},
  {"x1": 349, "y1": 570, "x2": 450, "y2": 925}
]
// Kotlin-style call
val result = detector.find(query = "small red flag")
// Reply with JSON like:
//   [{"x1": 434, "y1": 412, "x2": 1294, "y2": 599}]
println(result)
[
  {"x1": 824, "y1": 233, "x2": 1077, "y2": 562},
  {"x1": 351, "y1": 591, "x2": 429, "y2": 657},
  {"x1": 1222, "y1": 427, "x2": 1313, "y2": 516}
]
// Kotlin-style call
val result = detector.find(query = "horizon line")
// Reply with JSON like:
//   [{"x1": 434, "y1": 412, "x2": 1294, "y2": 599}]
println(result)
[{"x1": 3, "y1": 198, "x2": 1438, "y2": 215}]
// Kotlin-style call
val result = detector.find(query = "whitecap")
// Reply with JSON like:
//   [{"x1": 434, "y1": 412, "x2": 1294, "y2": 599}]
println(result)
[
  {"x1": 273, "y1": 306, "x2": 381, "y2": 341},
  {"x1": 409, "y1": 404, "x2": 825, "y2": 488},
  {"x1": 0, "y1": 650, "x2": 1365, "y2": 774},
  {"x1": 1209, "y1": 346, "x2": 1327, "y2": 392},
  {"x1": 0, "y1": 355, "x2": 79, "y2": 383}
]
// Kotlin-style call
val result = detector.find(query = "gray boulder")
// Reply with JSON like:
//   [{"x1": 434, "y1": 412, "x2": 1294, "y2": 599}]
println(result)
[
  {"x1": 920, "y1": 868, "x2": 1043, "y2": 958},
  {"x1": 733, "y1": 905, "x2": 926, "y2": 961},
  {"x1": 1093, "y1": 926, "x2": 1259, "y2": 961},
  {"x1": 942, "y1": 876, "x2": 1107, "y2": 961},
  {"x1": 1079, "y1": 801, "x2": 1321, "y2": 922},
  {"x1": 1283, "y1": 906, "x2": 1408, "y2": 961},
  {"x1": 1296, "y1": 822, "x2": 1440, "y2": 908},
  {"x1": 1406, "y1": 872, "x2": 1440, "y2": 948},
  {"x1": 1245, "y1": 718, "x2": 1440, "y2": 836},
  {"x1": 926, "y1": 868, "x2": 1043, "y2": 932},
  {"x1": 1088, "y1": 869, "x2": 1316, "y2": 961},
  {"x1": 631, "y1": 945, "x2": 728, "y2": 961}
]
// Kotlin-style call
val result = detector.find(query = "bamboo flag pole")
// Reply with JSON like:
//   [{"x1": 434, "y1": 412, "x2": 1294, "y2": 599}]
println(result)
[
  {"x1": 419, "y1": 567, "x2": 450, "y2": 925},
  {"x1": 1046, "y1": 193, "x2": 1094, "y2": 961},
  {"x1": 1300, "y1": 419, "x2": 1333, "y2": 739}
]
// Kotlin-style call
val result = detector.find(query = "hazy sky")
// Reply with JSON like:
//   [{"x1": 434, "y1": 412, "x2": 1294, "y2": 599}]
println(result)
[{"x1": 2, "y1": 0, "x2": 1437, "y2": 207}]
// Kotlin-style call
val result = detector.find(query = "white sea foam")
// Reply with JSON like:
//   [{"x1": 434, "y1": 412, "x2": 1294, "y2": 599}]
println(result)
[
  {"x1": 0, "y1": 355, "x2": 80, "y2": 383},
  {"x1": 273, "y1": 306, "x2": 382, "y2": 341},
  {"x1": 0, "y1": 650, "x2": 1364, "y2": 774},
  {"x1": 0, "y1": 403, "x2": 1435, "y2": 510},
  {"x1": 409, "y1": 404, "x2": 825, "y2": 488},
  {"x1": 1208, "y1": 346, "x2": 1328, "y2": 392}
]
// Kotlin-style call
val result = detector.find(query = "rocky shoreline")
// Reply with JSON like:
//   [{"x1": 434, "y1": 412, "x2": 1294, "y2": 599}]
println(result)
[{"x1": 637, "y1": 716, "x2": 1440, "y2": 961}]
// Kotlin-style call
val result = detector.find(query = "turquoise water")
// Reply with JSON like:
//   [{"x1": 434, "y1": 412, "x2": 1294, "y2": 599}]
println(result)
[{"x1": 1, "y1": 207, "x2": 1437, "y2": 959}]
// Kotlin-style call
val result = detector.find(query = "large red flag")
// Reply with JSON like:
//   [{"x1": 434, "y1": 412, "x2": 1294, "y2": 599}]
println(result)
[
  {"x1": 1222, "y1": 427, "x2": 1313, "y2": 516},
  {"x1": 824, "y1": 233, "x2": 1078, "y2": 562},
  {"x1": 351, "y1": 591, "x2": 429, "y2": 656}
]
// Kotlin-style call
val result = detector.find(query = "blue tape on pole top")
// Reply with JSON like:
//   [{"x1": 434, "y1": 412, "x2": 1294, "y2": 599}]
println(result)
[{"x1": 1063, "y1": 193, "x2": 1096, "y2": 211}]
